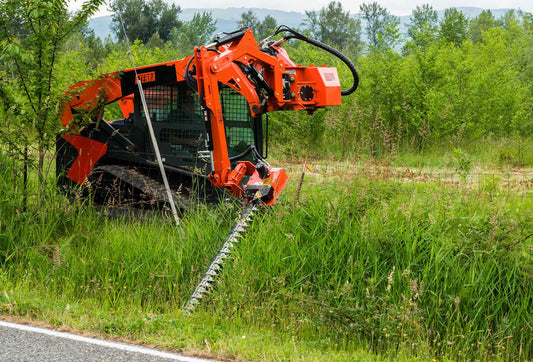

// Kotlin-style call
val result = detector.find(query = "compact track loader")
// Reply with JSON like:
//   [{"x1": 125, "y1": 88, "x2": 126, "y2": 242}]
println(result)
[{"x1": 57, "y1": 27, "x2": 358, "y2": 209}]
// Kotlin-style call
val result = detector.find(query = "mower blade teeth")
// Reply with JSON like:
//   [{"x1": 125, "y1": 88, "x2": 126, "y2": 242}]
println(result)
[
  {"x1": 199, "y1": 279, "x2": 211, "y2": 288},
  {"x1": 225, "y1": 240, "x2": 235, "y2": 247},
  {"x1": 184, "y1": 202, "x2": 259, "y2": 314},
  {"x1": 191, "y1": 292, "x2": 202, "y2": 299}
]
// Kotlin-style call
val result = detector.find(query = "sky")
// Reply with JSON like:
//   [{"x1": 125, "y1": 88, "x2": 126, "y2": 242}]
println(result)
[{"x1": 70, "y1": 0, "x2": 531, "y2": 18}]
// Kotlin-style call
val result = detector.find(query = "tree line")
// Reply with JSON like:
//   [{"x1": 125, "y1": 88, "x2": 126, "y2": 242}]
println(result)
[{"x1": 1, "y1": 0, "x2": 532, "y2": 201}]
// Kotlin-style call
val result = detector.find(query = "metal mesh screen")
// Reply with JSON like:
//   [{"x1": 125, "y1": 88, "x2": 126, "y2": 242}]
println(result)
[
  {"x1": 139, "y1": 83, "x2": 257, "y2": 169},
  {"x1": 141, "y1": 84, "x2": 208, "y2": 170},
  {"x1": 220, "y1": 85, "x2": 255, "y2": 158},
  {"x1": 142, "y1": 85, "x2": 175, "y2": 122},
  {"x1": 143, "y1": 84, "x2": 203, "y2": 124}
]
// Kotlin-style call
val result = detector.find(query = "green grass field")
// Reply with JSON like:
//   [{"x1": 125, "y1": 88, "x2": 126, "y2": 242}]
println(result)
[{"x1": 0, "y1": 142, "x2": 532, "y2": 360}]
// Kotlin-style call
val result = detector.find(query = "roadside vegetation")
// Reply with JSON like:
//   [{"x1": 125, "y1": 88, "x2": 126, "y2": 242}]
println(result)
[
  {"x1": 1, "y1": 0, "x2": 533, "y2": 360},
  {"x1": 1, "y1": 143, "x2": 532, "y2": 360}
]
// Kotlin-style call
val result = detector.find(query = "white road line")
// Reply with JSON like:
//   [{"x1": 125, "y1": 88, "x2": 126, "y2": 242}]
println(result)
[{"x1": 0, "y1": 320, "x2": 213, "y2": 361}]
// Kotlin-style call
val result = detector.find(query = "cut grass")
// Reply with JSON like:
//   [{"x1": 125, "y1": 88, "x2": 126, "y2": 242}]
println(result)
[{"x1": 0, "y1": 152, "x2": 532, "y2": 360}]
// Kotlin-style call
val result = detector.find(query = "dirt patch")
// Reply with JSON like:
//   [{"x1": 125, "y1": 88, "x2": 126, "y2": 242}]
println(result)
[{"x1": 282, "y1": 159, "x2": 533, "y2": 193}]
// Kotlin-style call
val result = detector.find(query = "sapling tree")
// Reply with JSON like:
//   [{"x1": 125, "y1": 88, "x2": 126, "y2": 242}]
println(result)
[{"x1": 0, "y1": 0, "x2": 105, "y2": 201}]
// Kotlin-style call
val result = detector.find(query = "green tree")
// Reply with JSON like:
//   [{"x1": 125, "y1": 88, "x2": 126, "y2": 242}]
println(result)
[
  {"x1": 514, "y1": 12, "x2": 533, "y2": 95},
  {"x1": 438, "y1": 8, "x2": 469, "y2": 45},
  {"x1": 257, "y1": 15, "x2": 278, "y2": 40},
  {"x1": 237, "y1": 10, "x2": 260, "y2": 31},
  {"x1": 237, "y1": 11, "x2": 278, "y2": 40},
  {"x1": 359, "y1": 2, "x2": 399, "y2": 50},
  {"x1": 406, "y1": 4, "x2": 438, "y2": 50},
  {"x1": 304, "y1": 1, "x2": 361, "y2": 50},
  {"x1": 501, "y1": 10, "x2": 521, "y2": 41},
  {"x1": 110, "y1": 0, "x2": 181, "y2": 43},
  {"x1": 401, "y1": 4, "x2": 441, "y2": 146},
  {"x1": 172, "y1": 12, "x2": 217, "y2": 52},
  {"x1": 78, "y1": 27, "x2": 106, "y2": 68},
  {"x1": 0, "y1": 0, "x2": 105, "y2": 196},
  {"x1": 469, "y1": 10, "x2": 500, "y2": 43},
  {"x1": 146, "y1": 32, "x2": 165, "y2": 49}
]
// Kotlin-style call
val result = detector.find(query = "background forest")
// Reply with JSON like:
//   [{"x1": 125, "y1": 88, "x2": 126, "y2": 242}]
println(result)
[{"x1": 2, "y1": 0, "x2": 532, "y2": 188}]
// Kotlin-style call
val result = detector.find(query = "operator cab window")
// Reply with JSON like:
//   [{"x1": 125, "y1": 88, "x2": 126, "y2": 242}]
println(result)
[
  {"x1": 138, "y1": 83, "x2": 209, "y2": 171},
  {"x1": 219, "y1": 84, "x2": 264, "y2": 160}
]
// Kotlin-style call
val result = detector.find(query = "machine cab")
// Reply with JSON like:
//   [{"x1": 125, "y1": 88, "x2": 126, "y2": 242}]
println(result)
[{"x1": 119, "y1": 81, "x2": 266, "y2": 174}]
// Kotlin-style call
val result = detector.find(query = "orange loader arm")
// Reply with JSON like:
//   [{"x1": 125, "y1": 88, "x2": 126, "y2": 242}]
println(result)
[{"x1": 193, "y1": 29, "x2": 342, "y2": 205}]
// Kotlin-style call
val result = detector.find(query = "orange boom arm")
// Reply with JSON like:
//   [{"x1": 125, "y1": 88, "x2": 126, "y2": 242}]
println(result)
[{"x1": 193, "y1": 29, "x2": 341, "y2": 203}]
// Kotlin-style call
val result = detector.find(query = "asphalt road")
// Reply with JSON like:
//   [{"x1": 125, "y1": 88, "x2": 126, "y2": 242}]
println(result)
[{"x1": 0, "y1": 321, "x2": 213, "y2": 362}]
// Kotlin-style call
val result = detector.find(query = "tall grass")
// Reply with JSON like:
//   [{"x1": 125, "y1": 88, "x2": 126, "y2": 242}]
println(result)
[
  {"x1": 212, "y1": 175, "x2": 532, "y2": 359},
  {"x1": 1, "y1": 152, "x2": 532, "y2": 360}
]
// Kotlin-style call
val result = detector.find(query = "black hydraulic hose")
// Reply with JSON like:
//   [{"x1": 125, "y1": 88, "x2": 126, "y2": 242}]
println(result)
[
  {"x1": 184, "y1": 49, "x2": 220, "y2": 94},
  {"x1": 228, "y1": 144, "x2": 268, "y2": 163},
  {"x1": 274, "y1": 26, "x2": 359, "y2": 96},
  {"x1": 229, "y1": 144, "x2": 254, "y2": 162},
  {"x1": 184, "y1": 55, "x2": 198, "y2": 93}
]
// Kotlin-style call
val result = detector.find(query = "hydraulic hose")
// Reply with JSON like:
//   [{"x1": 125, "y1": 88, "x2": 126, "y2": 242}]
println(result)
[
  {"x1": 273, "y1": 26, "x2": 359, "y2": 96},
  {"x1": 184, "y1": 55, "x2": 198, "y2": 93},
  {"x1": 184, "y1": 49, "x2": 220, "y2": 94}
]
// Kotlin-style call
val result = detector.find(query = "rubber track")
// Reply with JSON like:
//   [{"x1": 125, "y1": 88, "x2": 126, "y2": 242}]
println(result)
[{"x1": 94, "y1": 165, "x2": 191, "y2": 210}]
